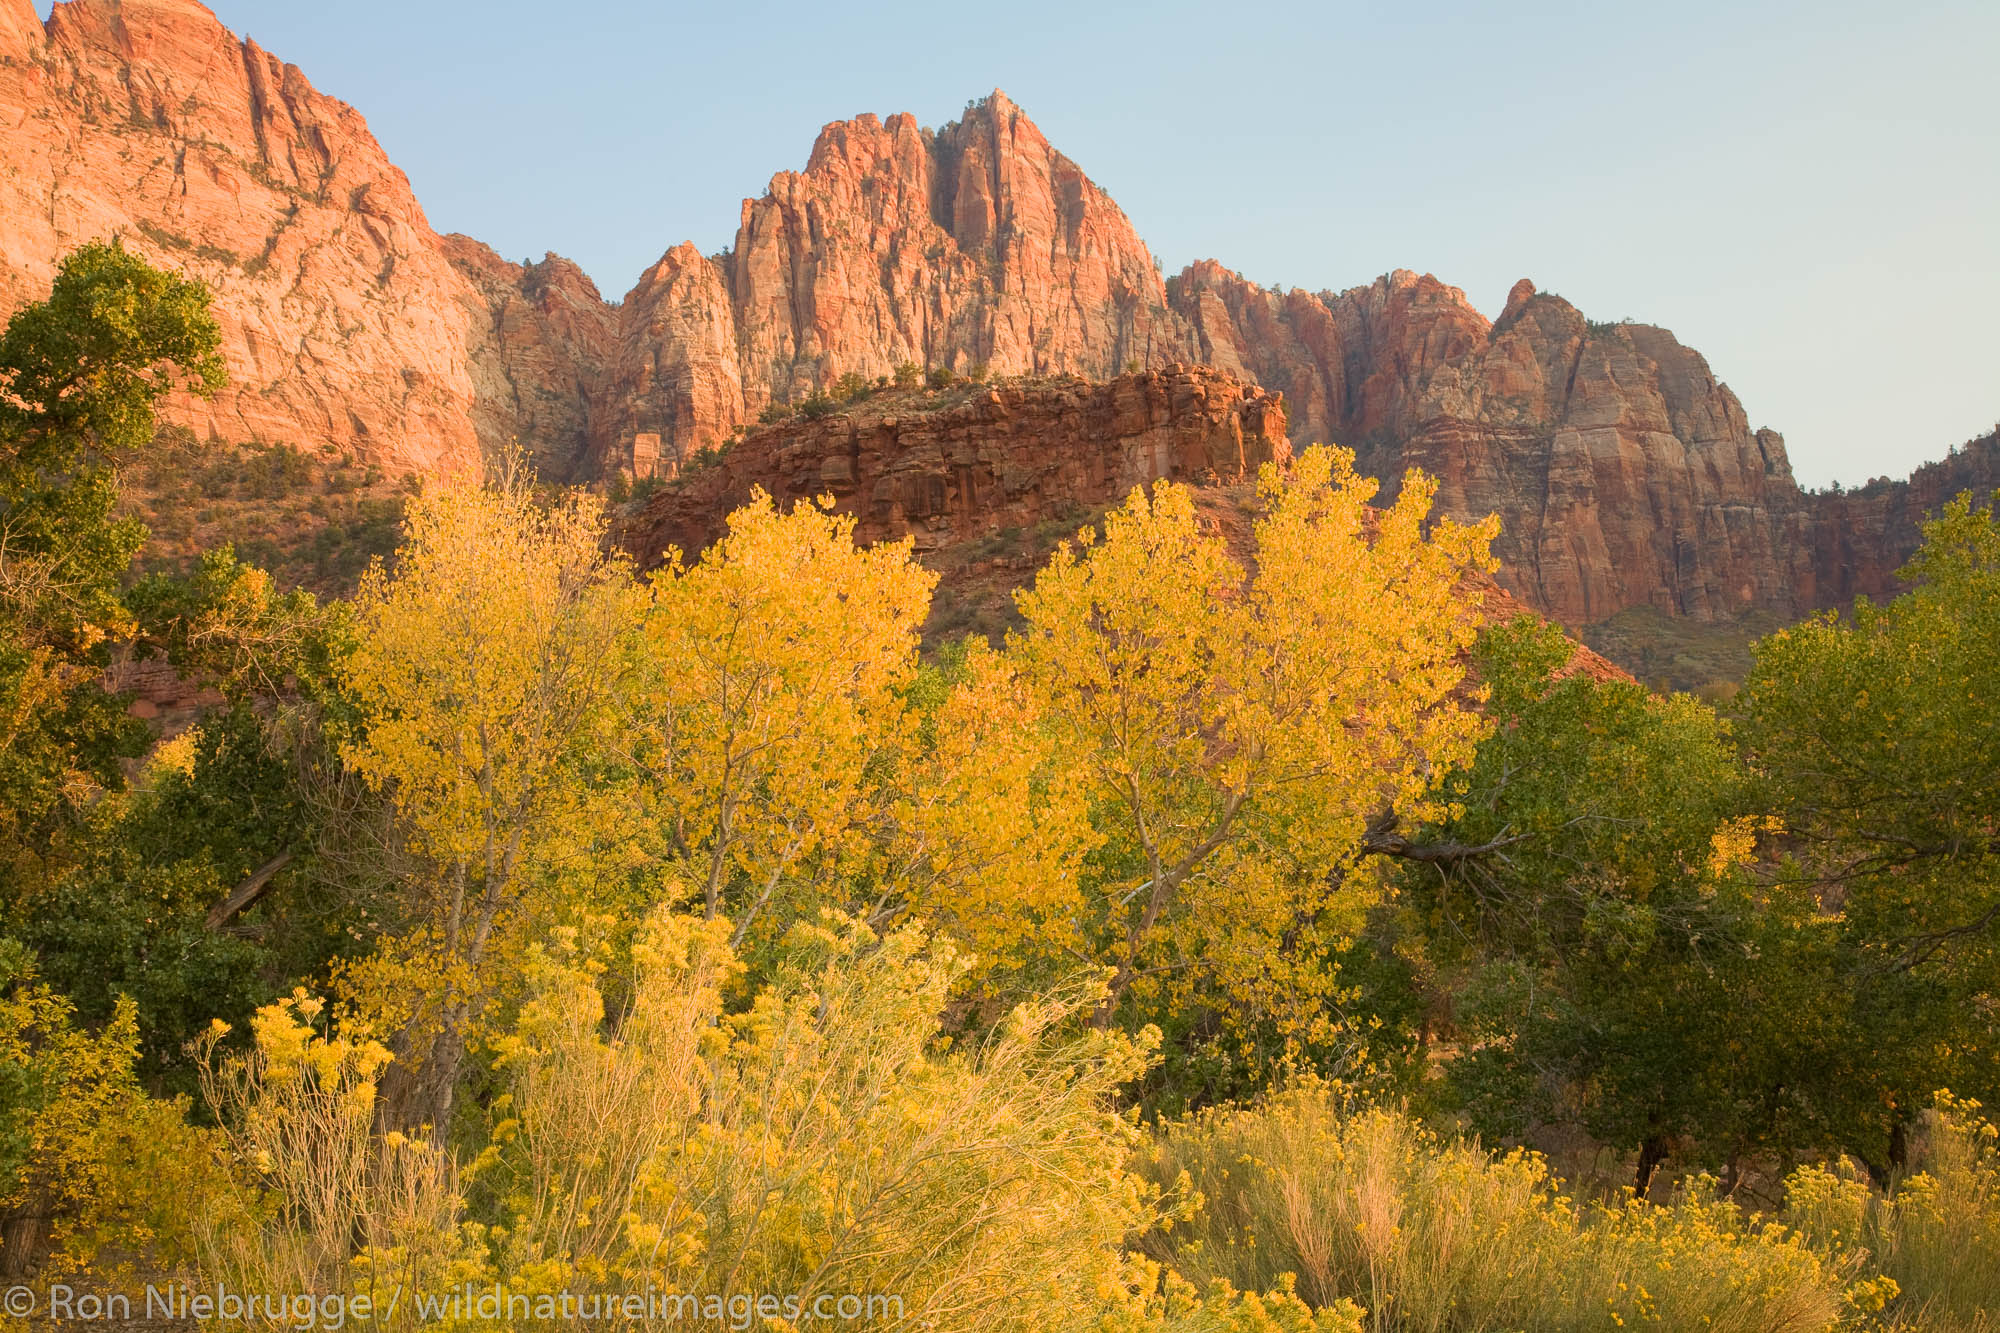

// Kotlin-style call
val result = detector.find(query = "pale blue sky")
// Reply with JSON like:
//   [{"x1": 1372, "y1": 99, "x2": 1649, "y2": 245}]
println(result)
[{"x1": 39, "y1": 0, "x2": 1999, "y2": 487}]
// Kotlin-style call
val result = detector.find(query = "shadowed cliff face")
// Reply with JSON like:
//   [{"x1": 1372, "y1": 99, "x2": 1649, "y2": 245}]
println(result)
[
  {"x1": 1173, "y1": 267, "x2": 1824, "y2": 625},
  {"x1": 613, "y1": 365, "x2": 1286, "y2": 570},
  {"x1": 1803, "y1": 429, "x2": 2000, "y2": 605},
  {"x1": 0, "y1": 1, "x2": 1987, "y2": 631}
]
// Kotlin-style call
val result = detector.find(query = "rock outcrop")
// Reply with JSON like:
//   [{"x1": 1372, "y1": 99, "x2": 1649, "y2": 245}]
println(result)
[
  {"x1": 1804, "y1": 428, "x2": 2000, "y2": 604},
  {"x1": 613, "y1": 365, "x2": 1627, "y2": 686},
  {"x1": 614, "y1": 365, "x2": 1285, "y2": 568}
]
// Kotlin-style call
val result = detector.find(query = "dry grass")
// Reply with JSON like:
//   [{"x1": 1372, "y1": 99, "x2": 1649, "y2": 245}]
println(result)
[
  {"x1": 1785, "y1": 1095, "x2": 2000, "y2": 1332},
  {"x1": 1134, "y1": 1080, "x2": 1851, "y2": 1332}
]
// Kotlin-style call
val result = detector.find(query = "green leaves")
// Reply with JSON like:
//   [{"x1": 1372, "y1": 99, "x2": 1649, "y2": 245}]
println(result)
[
  {"x1": 0, "y1": 244, "x2": 224, "y2": 890},
  {"x1": 127, "y1": 544, "x2": 343, "y2": 702},
  {"x1": 0, "y1": 240, "x2": 224, "y2": 467},
  {"x1": 1740, "y1": 491, "x2": 2000, "y2": 1161},
  {"x1": 1404, "y1": 616, "x2": 1845, "y2": 1173}
]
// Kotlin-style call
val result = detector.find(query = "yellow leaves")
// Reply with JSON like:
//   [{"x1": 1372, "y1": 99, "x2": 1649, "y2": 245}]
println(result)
[
  {"x1": 224, "y1": 990, "x2": 391, "y2": 1129},
  {"x1": 895, "y1": 635, "x2": 1100, "y2": 960},
  {"x1": 1005, "y1": 447, "x2": 1494, "y2": 1046},
  {"x1": 322, "y1": 444, "x2": 1507, "y2": 1117},
  {"x1": 1704, "y1": 815, "x2": 1785, "y2": 881},
  {"x1": 0, "y1": 970, "x2": 237, "y2": 1272},
  {"x1": 341, "y1": 466, "x2": 646, "y2": 874},
  {"x1": 144, "y1": 729, "x2": 199, "y2": 780},
  {"x1": 334, "y1": 462, "x2": 655, "y2": 1120},
  {"x1": 638, "y1": 489, "x2": 934, "y2": 933}
]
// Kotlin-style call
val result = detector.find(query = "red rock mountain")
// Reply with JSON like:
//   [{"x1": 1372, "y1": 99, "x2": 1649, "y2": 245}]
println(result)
[
  {"x1": 584, "y1": 93, "x2": 1197, "y2": 477},
  {"x1": 2, "y1": 0, "x2": 1992, "y2": 629}
]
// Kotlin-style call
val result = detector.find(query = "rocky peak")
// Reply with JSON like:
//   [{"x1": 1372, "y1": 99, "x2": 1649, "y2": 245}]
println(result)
[
  {"x1": 591, "y1": 92, "x2": 1196, "y2": 480},
  {"x1": 0, "y1": 0, "x2": 40, "y2": 60},
  {"x1": 1498, "y1": 277, "x2": 1538, "y2": 325}
]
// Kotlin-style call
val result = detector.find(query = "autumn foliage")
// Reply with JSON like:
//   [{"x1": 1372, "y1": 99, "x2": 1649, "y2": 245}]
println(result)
[{"x1": 4, "y1": 250, "x2": 2000, "y2": 1329}]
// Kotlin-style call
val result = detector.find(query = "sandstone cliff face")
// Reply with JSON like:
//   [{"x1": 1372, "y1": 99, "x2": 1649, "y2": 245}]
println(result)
[
  {"x1": 1379, "y1": 286, "x2": 1816, "y2": 626},
  {"x1": 1805, "y1": 429, "x2": 2000, "y2": 604},
  {"x1": 1174, "y1": 263, "x2": 1491, "y2": 453},
  {"x1": 1171, "y1": 268, "x2": 1821, "y2": 625},
  {"x1": 442, "y1": 237, "x2": 615, "y2": 479},
  {"x1": 0, "y1": 0, "x2": 601, "y2": 474},
  {"x1": 614, "y1": 365, "x2": 1285, "y2": 569},
  {"x1": 0, "y1": 0, "x2": 40, "y2": 58}
]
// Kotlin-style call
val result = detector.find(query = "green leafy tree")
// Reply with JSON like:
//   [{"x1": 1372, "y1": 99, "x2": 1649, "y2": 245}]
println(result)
[
  {"x1": 126, "y1": 544, "x2": 340, "y2": 703},
  {"x1": 16, "y1": 705, "x2": 350, "y2": 1088},
  {"x1": 1742, "y1": 493, "x2": 2000, "y2": 1174},
  {"x1": 0, "y1": 241, "x2": 223, "y2": 890},
  {"x1": 1401, "y1": 618, "x2": 1846, "y2": 1191}
]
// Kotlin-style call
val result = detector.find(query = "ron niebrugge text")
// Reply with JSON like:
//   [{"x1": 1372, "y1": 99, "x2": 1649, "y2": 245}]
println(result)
[{"x1": 5, "y1": 1283, "x2": 905, "y2": 1328}]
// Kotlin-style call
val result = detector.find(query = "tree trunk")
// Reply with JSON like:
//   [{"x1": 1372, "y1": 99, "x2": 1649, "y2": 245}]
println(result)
[
  {"x1": 0, "y1": 1200, "x2": 48, "y2": 1278},
  {"x1": 1634, "y1": 1134, "x2": 1670, "y2": 1198},
  {"x1": 413, "y1": 1005, "x2": 469, "y2": 1132}
]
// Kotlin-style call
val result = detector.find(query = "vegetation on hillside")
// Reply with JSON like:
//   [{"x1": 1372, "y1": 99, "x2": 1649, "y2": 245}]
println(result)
[
  {"x1": 3, "y1": 247, "x2": 1998, "y2": 1329},
  {"x1": 1580, "y1": 603, "x2": 1786, "y2": 696}
]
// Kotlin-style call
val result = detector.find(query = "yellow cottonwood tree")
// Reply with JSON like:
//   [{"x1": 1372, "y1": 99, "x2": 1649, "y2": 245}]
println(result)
[
  {"x1": 1007, "y1": 446, "x2": 1496, "y2": 1049},
  {"x1": 635, "y1": 491, "x2": 935, "y2": 947},
  {"x1": 338, "y1": 469, "x2": 648, "y2": 1128},
  {"x1": 886, "y1": 636, "x2": 1099, "y2": 971}
]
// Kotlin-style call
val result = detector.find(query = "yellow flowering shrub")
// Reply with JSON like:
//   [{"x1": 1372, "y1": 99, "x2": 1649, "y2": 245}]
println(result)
[
  {"x1": 193, "y1": 991, "x2": 469, "y2": 1308},
  {"x1": 189, "y1": 911, "x2": 1362, "y2": 1332},
  {"x1": 1785, "y1": 1092, "x2": 2000, "y2": 1329}
]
